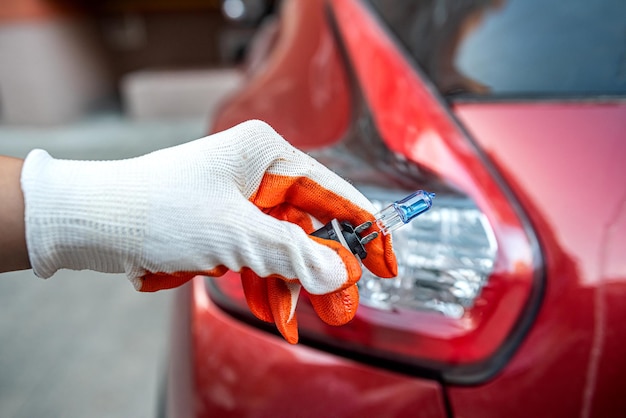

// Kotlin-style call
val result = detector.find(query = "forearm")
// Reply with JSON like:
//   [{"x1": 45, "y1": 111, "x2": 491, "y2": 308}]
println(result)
[{"x1": 0, "y1": 155, "x2": 30, "y2": 272}]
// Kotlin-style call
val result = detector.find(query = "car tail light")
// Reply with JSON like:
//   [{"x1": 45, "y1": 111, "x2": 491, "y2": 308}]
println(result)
[
  {"x1": 207, "y1": 0, "x2": 543, "y2": 384},
  {"x1": 360, "y1": 188, "x2": 497, "y2": 319}
]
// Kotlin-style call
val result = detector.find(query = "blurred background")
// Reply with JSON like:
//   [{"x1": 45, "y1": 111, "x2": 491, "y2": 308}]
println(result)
[{"x1": 0, "y1": 0, "x2": 276, "y2": 416}]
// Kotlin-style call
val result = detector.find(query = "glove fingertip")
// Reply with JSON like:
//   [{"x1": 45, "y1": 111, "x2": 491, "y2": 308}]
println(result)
[
  {"x1": 276, "y1": 316, "x2": 299, "y2": 344},
  {"x1": 363, "y1": 236, "x2": 398, "y2": 278},
  {"x1": 382, "y1": 246, "x2": 398, "y2": 278},
  {"x1": 341, "y1": 245, "x2": 364, "y2": 286},
  {"x1": 267, "y1": 279, "x2": 300, "y2": 344},
  {"x1": 241, "y1": 269, "x2": 274, "y2": 323},
  {"x1": 309, "y1": 284, "x2": 359, "y2": 326},
  {"x1": 308, "y1": 236, "x2": 362, "y2": 288}
]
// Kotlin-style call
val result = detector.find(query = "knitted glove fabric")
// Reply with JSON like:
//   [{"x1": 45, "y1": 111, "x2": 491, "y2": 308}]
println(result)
[{"x1": 21, "y1": 120, "x2": 397, "y2": 343}]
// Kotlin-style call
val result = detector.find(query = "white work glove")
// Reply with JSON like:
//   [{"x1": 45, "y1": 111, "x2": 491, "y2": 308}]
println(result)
[{"x1": 21, "y1": 120, "x2": 396, "y2": 343}]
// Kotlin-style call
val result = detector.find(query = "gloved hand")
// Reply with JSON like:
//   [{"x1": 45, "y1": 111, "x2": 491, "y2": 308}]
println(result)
[{"x1": 21, "y1": 120, "x2": 397, "y2": 343}]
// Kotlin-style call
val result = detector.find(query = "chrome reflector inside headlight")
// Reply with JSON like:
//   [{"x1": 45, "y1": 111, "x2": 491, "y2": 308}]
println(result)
[{"x1": 358, "y1": 188, "x2": 498, "y2": 318}]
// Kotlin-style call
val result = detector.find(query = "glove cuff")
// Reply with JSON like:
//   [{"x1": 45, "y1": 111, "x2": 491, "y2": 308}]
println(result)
[{"x1": 21, "y1": 150, "x2": 148, "y2": 279}]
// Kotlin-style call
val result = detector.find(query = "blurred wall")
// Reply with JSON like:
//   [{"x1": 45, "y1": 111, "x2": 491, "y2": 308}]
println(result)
[
  {"x1": 0, "y1": 0, "x2": 110, "y2": 125},
  {"x1": 0, "y1": 0, "x2": 240, "y2": 126},
  {"x1": 0, "y1": 0, "x2": 82, "y2": 21}
]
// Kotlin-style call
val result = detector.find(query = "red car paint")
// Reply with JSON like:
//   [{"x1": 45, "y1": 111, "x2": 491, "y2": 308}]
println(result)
[
  {"x1": 186, "y1": 277, "x2": 449, "y2": 418},
  {"x1": 165, "y1": 0, "x2": 626, "y2": 416},
  {"x1": 450, "y1": 103, "x2": 626, "y2": 417},
  {"x1": 212, "y1": 0, "x2": 350, "y2": 148}
]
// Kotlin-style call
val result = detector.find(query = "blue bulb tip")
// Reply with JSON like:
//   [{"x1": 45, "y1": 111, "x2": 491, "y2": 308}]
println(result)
[{"x1": 394, "y1": 190, "x2": 436, "y2": 223}]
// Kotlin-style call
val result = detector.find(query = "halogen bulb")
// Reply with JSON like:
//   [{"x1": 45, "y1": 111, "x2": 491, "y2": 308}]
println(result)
[
  {"x1": 310, "y1": 190, "x2": 435, "y2": 260},
  {"x1": 375, "y1": 190, "x2": 436, "y2": 235}
]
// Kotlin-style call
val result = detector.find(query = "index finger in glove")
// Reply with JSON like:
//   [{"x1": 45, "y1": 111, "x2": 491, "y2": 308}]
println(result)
[{"x1": 250, "y1": 157, "x2": 397, "y2": 279}]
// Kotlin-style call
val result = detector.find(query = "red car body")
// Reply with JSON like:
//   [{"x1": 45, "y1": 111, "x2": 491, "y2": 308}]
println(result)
[{"x1": 164, "y1": 0, "x2": 626, "y2": 417}]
